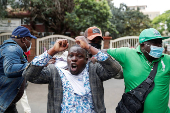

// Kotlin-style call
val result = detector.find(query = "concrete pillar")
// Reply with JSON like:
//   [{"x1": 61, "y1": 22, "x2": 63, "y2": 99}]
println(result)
[
  {"x1": 103, "y1": 36, "x2": 112, "y2": 49},
  {"x1": 28, "y1": 39, "x2": 36, "y2": 62}
]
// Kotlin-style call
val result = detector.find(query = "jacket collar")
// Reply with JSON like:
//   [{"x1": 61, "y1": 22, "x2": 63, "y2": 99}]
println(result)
[{"x1": 3, "y1": 38, "x2": 18, "y2": 45}]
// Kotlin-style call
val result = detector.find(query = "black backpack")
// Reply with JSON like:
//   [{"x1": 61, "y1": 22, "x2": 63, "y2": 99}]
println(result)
[{"x1": 116, "y1": 62, "x2": 158, "y2": 113}]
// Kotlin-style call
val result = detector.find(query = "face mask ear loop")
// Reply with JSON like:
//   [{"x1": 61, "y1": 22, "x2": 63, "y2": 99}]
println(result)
[
  {"x1": 24, "y1": 42, "x2": 28, "y2": 49},
  {"x1": 24, "y1": 37, "x2": 32, "y2": 52}
]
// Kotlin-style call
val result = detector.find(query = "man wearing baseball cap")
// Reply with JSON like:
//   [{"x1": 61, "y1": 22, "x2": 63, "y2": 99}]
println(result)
[
  {"x1": 84, "y1": 26, "x2": 103, "y2": 49},
  {"x1": 106, "y1": 28, "x2": 170, "y2": 113},
  {"x1": 0, "y1": 26, "x2": 37, "y2": 113},
  {"x1": 83, "y1": 26, "x2": 123, "y2": 79}
]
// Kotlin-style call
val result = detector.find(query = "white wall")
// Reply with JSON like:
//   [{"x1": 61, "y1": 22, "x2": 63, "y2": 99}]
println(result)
[{"x1": 0, "y1": 18, "x2": 21, "y2": 32}]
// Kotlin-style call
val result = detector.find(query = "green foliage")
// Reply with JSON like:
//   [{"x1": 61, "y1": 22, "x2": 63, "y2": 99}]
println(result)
[
  {"x1": 0, "y1": 8, "x2": 7, "y2": 19},
  {"x1": 1, "y1": 0, "x2": 153, "y2": 38},
  {"x1": 8, "y1": 0, "x2": 30, "y2": 11},
  {"x1": 5, "y1": 0, "x2": 74, "y2": 34},
  {"x1": 152, "y1": 10, "x2": 170, "y2": 35},
  {"x1": 65, "y1": 0, "x2": 117, "y2": 36},
  {"x1": 108, "y1": 1, "x2": 152, "y2": 39},
  {"x1": 0, "y1": 0, "x2": 8, "y2": 19},
  {"x1": 123, "y1": 8, "x2": 152, "y2": 36}
]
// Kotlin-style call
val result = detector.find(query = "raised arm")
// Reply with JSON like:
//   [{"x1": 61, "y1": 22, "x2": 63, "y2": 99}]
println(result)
[
  {"x1": 75, "y1": 36, "x2": 99, "y2": 55},
  {"x1": 101, "y1": 49, "x2": 124, "y2": 79},
  {"x1": 75, "y1": 36, "x2": 123, "y2": 80},
  {"x1": 47, "y1": 39, "x2": 69, "y2": 56},
  {"x1": 23, "y1": 39, "x2": 69, "y2": 84}
]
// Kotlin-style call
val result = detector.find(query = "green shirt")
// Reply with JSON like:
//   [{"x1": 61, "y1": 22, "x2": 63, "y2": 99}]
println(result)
[{"x1": 107, "y1": 46, "x2": 170, "y2": 113}]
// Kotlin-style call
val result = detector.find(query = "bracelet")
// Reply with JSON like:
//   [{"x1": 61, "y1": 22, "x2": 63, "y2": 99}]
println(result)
[{"x1": 87, "y1": 45, "x2": 91, "y2": 54}]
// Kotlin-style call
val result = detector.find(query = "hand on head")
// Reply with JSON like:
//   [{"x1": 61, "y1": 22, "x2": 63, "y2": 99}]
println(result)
[
  {"x1": 75, "y1": 36, "x2": 99, "y2": 56},
  {"x1": 75, "y1": 36, "x2": 90, "y2": 50}
]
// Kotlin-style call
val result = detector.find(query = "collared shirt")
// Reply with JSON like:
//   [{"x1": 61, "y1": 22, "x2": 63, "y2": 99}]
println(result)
[
  {"x1": 32, "y1": 51, "x2": 108, "y2": 113},
  {"x1": 107, "y1": 46, "x2": 170, "y2": 113}
]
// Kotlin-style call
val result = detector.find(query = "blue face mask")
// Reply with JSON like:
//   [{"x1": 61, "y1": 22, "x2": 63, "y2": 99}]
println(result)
[{"x1": 146, "y1": 45, "x2": 164, "y2": 58}]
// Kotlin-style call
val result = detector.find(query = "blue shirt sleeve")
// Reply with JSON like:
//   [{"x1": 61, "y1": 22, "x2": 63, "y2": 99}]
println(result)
[
  {"x1": 93, "y1": 51, "x2": 108, "y2": 61},
  {"x1": 32, "y1": 50, "x2": 53, "y2": 66}
]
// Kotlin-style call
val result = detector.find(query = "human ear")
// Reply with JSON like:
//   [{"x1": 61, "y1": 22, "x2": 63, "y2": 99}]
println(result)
[
  {"x1": 140, "y1": 43, "x2": 145, "y2": 52},
  {"x1": 20, "y1": 37, "x2": 26, "y2": 43}
]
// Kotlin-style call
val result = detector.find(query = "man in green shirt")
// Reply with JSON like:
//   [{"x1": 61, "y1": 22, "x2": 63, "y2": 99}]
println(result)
[{"x1": 107, "y1": 28, "x2": 170, "y2": 113}]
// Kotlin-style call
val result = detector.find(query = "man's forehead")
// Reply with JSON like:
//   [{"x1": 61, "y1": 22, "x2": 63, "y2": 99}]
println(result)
[{"x1": 69, "y1": 46, "x2": 86, "y2": 53}]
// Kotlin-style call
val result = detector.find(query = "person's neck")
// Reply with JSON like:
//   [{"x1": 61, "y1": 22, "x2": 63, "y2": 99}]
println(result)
[
  {"x1": 143, "y1": 52, "x2": 156, "y2": 63},
  {"x1": 12, "y1": 39, "x2": 24, "y2": 50}
]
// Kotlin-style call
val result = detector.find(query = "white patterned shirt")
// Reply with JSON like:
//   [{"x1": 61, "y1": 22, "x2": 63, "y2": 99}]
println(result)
[{"x1": 32, "y1": 51, "x2": 108, "y2": 113}]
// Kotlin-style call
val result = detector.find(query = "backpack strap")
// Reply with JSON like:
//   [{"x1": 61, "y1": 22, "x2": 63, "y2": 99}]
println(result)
[
  {"x1": 129, "y1": 61, "x2": 159, "y2": 102},
  {"x1": 145, "y1": 62, "x2": 159, "y2": 85}
]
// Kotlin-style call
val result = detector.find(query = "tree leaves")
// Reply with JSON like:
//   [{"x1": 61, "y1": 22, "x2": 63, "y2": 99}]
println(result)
[
  {"x1": 1, "y1": 0, "x2": 153, "y2": 38},
  {"x1": 108, "y1": 1, "x2": 152, "y2": 39},
  {"x1": 152, "y1": 10, "x2": 170, "y2": 35},
  {"x1": 65, "y1": 0, "x2": 117, "y2": 36}
]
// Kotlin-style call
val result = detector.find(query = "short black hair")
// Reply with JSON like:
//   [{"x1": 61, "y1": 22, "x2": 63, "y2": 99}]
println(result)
[{"x1": 70, "y1": 44, "x2": 88, "y2": 58}]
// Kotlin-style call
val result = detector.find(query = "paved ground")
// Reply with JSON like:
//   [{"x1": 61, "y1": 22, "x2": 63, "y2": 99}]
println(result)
[{"x1": 16, "y1": 78, "x2": 169, "y2": 113}]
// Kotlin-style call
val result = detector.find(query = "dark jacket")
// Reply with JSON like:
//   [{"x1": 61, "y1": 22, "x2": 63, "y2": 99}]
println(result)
[
  {"x1": 0, "y1": 39, "x2": 28, "y2": 113},
  {"x1": 23, "y1": 55, "x2": 121, "y2": 113}
]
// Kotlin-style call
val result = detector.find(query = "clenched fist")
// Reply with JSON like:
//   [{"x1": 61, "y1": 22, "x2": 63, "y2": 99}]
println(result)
[
  {"x1": 48, "y1": 39, "x2": 69, "y2": 56},
  {"x1": 75, "y1": 36, "x2": 90, "y2": 50}
]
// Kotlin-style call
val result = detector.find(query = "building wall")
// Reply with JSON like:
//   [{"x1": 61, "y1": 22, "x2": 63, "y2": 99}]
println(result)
[
  {"x1": 128, "y1": 5, "x2": 160, "y2": 20},
  {"x1": 141, "y1": 11, "x2": 160, "y2": 20},
  {"x1": 128, "y1": 5, "x2": 147, "y2": 10}
]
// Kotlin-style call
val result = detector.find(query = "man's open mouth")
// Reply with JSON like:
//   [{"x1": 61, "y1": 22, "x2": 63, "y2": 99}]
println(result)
[{"x1": 71, "y1": 63, "x2": 77, "y2": 71}]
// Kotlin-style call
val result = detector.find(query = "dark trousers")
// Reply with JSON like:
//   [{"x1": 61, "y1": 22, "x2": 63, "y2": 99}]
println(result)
[{"x1": 4, "y1": 104, "x2": 18, "y2": 113}]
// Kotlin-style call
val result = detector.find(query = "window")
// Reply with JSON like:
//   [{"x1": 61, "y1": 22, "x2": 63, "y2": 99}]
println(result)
[{"x1": 21, "y1": 18, "x2": 30, "y2": 25}]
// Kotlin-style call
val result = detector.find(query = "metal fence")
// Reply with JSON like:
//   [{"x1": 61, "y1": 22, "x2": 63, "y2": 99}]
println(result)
[
  {"x1": 110, "y1": 36, "x2": 170, "y2": 49},
  {"x1": 0, "y1": 33, "x2": 11, "y2": 45},
  {"x1": 163, "y1": 38, "x2": 170, "y2": 47},
  {"x1": 36, "y1": 35, "x2": 76, "y2": 56},
  {"x1": 1, "y1": 33, "x2": 169, "y2": 55},
  {"x1": 110, "y1": 36, "x2": 139, "y2": 48}
]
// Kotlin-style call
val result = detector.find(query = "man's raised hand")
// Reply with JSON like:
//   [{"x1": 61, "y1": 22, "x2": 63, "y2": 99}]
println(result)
[
  {"x1": 48, "y1": 39, "x2": 69, "y2": 56},
  {"x1": 75, "y1": 36, "x2": 89, "y2": 50}
]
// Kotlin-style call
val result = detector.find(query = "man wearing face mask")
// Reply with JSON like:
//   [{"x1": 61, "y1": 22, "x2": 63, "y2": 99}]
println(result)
[
  {"x1": 83, "y1": 26, "x2": 123, "y2": 79},
  {"x1": 106, "y1": 28, "x2": 170, "y2": 113},
  {"x1": 84, "y1": 26, "x2": 103, "y2": 50},
  {"x1": 83, "y1": 26, "x2": 103, "y2": 62},
  {"x1": 0, "y1": 26, "x2": 37, "y2": 113}
]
